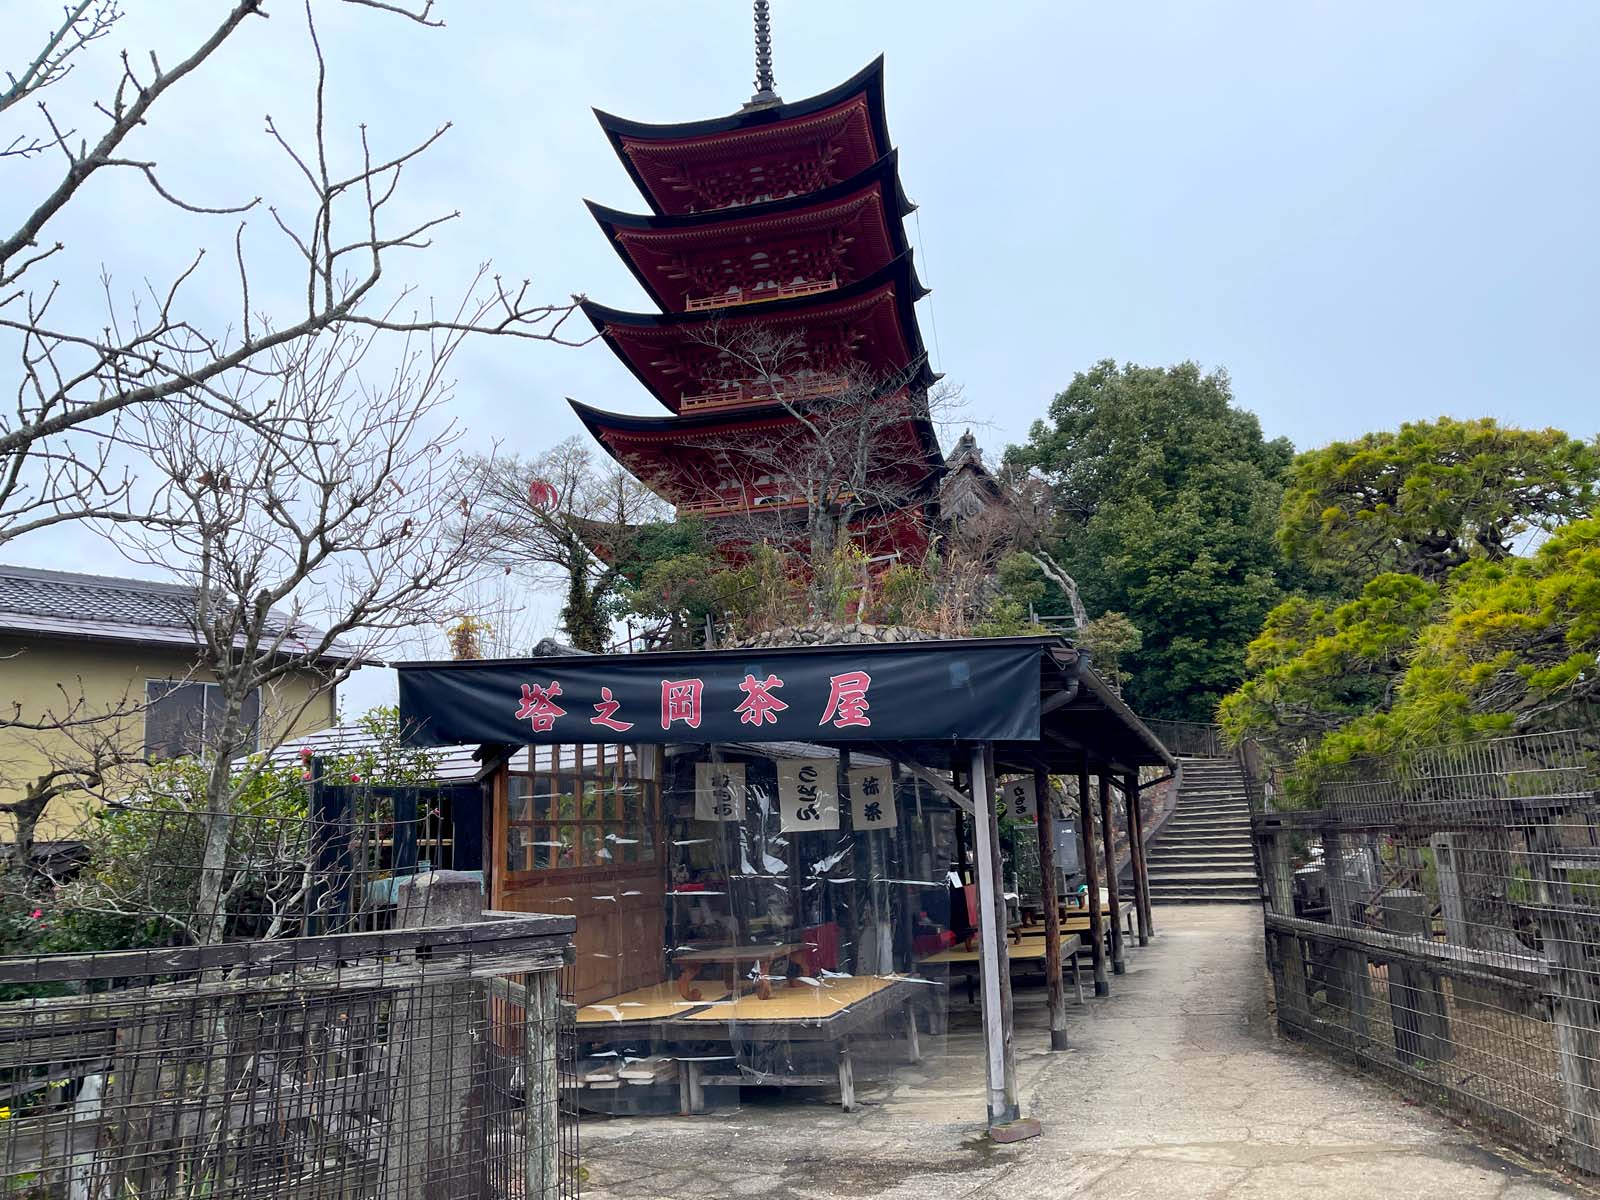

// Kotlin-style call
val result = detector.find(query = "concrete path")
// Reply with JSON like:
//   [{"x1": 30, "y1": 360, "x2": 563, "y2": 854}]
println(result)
[{"x1": 581, "y1": 906, "x2": 1587, "y2": 1199}]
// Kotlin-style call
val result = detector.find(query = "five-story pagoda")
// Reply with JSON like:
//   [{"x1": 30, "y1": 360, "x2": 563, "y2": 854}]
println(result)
[{"x1": 572, "y1": 4, "x2": 946, "y2": 568}]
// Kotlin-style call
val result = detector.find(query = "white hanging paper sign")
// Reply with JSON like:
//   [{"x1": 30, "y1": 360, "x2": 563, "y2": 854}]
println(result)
[
  {"x1": 998, "y1": 776, "x2": 1037, "y2": 821},
  {"x1": 695, "y1": 760, "x2": 745, "y2": 822},
  {"x1": 848, "y1": 765, "x2": 897, "y2": 829},
  {"x1": 776, "y1": 758, "x2": 839, "y2": 832}
]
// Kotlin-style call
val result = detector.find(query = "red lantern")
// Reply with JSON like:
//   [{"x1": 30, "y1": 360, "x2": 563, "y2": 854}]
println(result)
[{"x1": 527, "y1": 479, "x2": 559, "y2": 510}]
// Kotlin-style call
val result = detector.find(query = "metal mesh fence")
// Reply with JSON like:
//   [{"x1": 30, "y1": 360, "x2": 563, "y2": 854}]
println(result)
[
  {"x1": 0, "y1": 915, "x2": 576, "y2": 1199},
  {"x1": 1254, "y1": 730, "x2": 1600, "y2": 1173}
]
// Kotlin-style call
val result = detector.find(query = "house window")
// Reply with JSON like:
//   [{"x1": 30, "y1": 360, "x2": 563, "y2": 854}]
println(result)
[
  {"x1": 144, "y1": 681, "x2": 260, "y2": 760},
  {"x1": 505, "y1": 744, "x2": 658, "y2": 876}
]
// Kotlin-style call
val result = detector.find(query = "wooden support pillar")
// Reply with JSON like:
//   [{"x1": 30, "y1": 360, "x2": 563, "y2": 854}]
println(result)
[
  {"x1": 1528, "y1": 823, "x2": 1600, "y2": 1174},
  {"x1": 1099, "y1": 772, "x2": 1126, "y2": 976},
  {"x1": 1321, "y1": 822, "x2": 1370, "y2": 1039},
  {"x1": 1033, "y1": 765, "x2": 1070, "y2": 1050},
  {"x1": 1260, "y1": 823, "x2": 1309, "y2": 1026},
  {"x1": 1381, "y1": 889, "x2": 1453, "y2": 1064},
  {"x1": 969, "y1": 746, "x2": 1018, "y2": 1126},
  {"x1": 983, "y1": 746, "x2": 1020, "y2": 1115},
  {"x1": 1122, "y1": 772, "x2": 1152, "y2": 946},
  {"x1": 1077, "y1": 764, "x2": 1108, "y2": 996}
]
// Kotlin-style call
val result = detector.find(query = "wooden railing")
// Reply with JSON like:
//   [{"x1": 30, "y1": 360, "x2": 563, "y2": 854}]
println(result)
[
  {"x1": 683, "y1": 276, "x2": 838, "y2": 312},
  {"x1": 679, "y1": 374, "x2": 850, "y2": 414}
]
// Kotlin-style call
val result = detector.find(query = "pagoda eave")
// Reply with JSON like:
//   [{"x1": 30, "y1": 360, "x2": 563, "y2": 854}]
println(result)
[
  {"x1": 593, "y1": 57, "x2": 891, "y2": 216},
  {"x1": 582, "y1": 252, "x2": 931, "y2": 413},
  {"x1": 586, "y1": 152, "x2": 915, "y2": 315}
]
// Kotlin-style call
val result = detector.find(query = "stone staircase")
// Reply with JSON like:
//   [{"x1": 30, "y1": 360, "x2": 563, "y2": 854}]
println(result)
[{"x1": 1145, "y1": 756, "x2": 1260, "y2": 904}]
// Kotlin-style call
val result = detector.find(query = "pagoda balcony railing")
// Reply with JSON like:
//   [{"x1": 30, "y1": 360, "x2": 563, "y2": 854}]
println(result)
[
  {"x1": 683, "y1": 276, "x2": 839, "y2": 313},
  {"x1": 676, "y1": 489, "x2": 853, "y2": 518},
  {"x1": 679, "y1": 375, "x2": 850, "y2": 414}
]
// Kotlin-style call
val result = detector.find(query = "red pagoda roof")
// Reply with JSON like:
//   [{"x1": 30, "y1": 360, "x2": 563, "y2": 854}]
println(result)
[
  {"x1": 587, "y1": 152, "x2": 914, "y2": 314},
  {"x1": 594, "y1": 57, "x2": 890, "y2": 216},
  {"x1": 568, "y1": 395, "x2": 942, "y2": 519},
  {"x1": 581, "y1": 252, "x2": 933, "y2": 415}
]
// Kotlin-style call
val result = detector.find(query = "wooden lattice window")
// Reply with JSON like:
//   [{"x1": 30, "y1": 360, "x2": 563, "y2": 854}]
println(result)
[{"x1": 505, "y1": 744, "x2": 659, "y2": 876}]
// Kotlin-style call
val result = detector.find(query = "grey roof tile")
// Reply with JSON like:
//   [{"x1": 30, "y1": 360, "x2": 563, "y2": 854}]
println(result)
[{"x1": 0, "y1": 564, "x2": 351, "y2": 662}]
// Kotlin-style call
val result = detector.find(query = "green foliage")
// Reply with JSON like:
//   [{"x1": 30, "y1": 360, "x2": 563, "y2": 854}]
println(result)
[
  {"x1": 1217, "y1": 573, "x2": 1442, "y2": 763},
  {"x1": 623, "y1": 541, "x2": 803, "y2": 645},
  {"x1": 8, "y1": 707, "x2": 442, "y2": 954},
  {"x1": 1077, "y1": 611, "x2": 1143, "y2": 688},
  {"x1": 972, "y1": 553, "x2": 1048, "y2": 637},
  {"x1": 1225, "y1": 509, "x2": 1600, "y2": 800},
  {"x1": 1008, "y1": 359, "x2": 1292, "y2": 719},
  {"x1": 1279, "y1": 416, "x2": 1600, "y2": 587}
]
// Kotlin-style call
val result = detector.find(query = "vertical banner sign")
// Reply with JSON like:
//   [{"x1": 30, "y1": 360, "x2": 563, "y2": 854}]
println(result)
[
  {"x1": 777, "y1": 758, "x2": 840, "y2": 832},
  {"x1": 695, "y1": 760, "x2": 745, "y2": 822},
  {"x1": 999, "y1": 776, "x2": 1037, "y2": 821},
  {"x1": 848, "y1": 765, "x2": 897, "y2": 830}
]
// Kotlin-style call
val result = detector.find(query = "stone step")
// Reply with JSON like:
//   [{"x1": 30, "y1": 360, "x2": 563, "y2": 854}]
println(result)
[
  {"x1": 1150, "y1": 844, "x2": 1254, "y2": 857},
  {"x1": 1147, "y1": 873, "x2": 1260, "y2": 889},
  {"x1": 1149, "y1": 889, "x2": 1261, "y2": 904},
  {"x1": 1165, "y1": 821, "x2": 1252, "y2": 835},
  {"x1": 1147, "y1": 852, "x2": 1256, "y2": 868}
]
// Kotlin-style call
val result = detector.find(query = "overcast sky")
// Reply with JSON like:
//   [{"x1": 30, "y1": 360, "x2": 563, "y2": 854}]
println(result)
[{"x1": 7, "y1": 1, "x2": 1599, "y2": 713}]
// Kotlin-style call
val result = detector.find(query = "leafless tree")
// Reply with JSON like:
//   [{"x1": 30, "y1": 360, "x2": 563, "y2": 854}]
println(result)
[
  {"x1": 1, "y1": 0, "x2": 584, "y2": 549},
  {"x1": 466, "y1": 437, "x2": 668, "y2": 651},
  {"x1": 97, "y1": 312, "x2": 489, "y2": 944},
  {"x1": 682, "y1": 324, "x2": 955, "y2": 610},
  {"x1": 0, "y1": 689, "x2": 141, "y2": 880}
]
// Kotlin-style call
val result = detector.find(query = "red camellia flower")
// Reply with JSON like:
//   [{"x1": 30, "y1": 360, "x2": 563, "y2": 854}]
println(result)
[{"x1": 349, "y1": 773, "x2": 362, "y2": 783}]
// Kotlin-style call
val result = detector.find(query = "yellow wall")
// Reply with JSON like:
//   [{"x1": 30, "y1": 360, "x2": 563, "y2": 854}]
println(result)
[{"x1": 1, "y1": 635, "x2": 337, "y2": 840}]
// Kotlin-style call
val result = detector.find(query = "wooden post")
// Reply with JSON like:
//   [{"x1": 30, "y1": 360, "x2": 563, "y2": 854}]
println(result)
[
  {"x1": 524, "y1": 966, "x2": 562, "y2": 1196},
  {"x1": 386, "y1": 871, "x2": 489, "y2": 1200},
  {"x1": 968, "y1": 745, "x2": 1017, "y2": 1126},
  {"x1": 1122, "y1": 772, "x2": 1152, "y2": 946},
  {"x1": 1529, "y1": 822, "x2": 1600, "y2": 1174},
  {"x1": 1099, "y1": 773, "x2": 1126, "y2": 976},
  {"x1": 1321, "y1": 822, "x2": 1370, "y2": 1039},
  {"x1": 1077, "y1": 764, "x2": 1108, "y2": 997},
  {"x1": 1033, "y1": 765, "x2": 1070, "y2": 1050},
  {"x1": 1381, "y1": 889, "x2": 1453, "y2": 1064},
  {"x1": 1260, "y1": 822, "x2": 1309, "y2": 1025}
]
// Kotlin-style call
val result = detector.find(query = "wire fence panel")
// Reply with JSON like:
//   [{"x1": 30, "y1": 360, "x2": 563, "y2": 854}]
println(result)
[
  {"x1": 1144, "y1": 720, "x2": 1222, "y2": 759},
  {"x1": 1253, "y1": 730, "x2": 1600, "y2": 1174},
  {"x1": 0, "y1": 914, "x2": 576, "y2": 1200}
]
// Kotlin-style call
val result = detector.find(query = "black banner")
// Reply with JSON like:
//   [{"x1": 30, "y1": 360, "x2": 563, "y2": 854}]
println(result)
[{"x1": 396, "y1": 641, "x2": 1044, "y2": 747}]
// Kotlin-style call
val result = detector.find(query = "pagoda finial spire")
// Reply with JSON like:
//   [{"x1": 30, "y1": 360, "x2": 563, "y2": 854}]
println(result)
[{"x1": 747, "y1": 1, "x2": 781, "y2": 108}]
